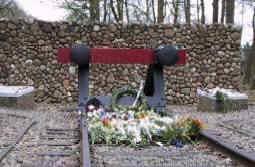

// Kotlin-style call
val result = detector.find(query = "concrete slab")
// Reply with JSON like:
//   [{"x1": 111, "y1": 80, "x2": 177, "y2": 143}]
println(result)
[
  {"x1": 197, "y1": 95, "x2": 248, "y2": 112},
  {"x1": 0, "y1": 86, "x2": 35, "y2": 109}
]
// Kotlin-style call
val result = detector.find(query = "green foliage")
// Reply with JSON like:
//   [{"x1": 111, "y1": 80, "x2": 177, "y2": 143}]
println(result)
[
  {"x1": 215, "y1": 91, "x2": 232, "y2": 112},
  {"x1": 0, "y1": 0, "x2": 27, "y2": 19},
  {"x1": 88, "y1": 109, "x2": 203, "y2": 147},
  {"x1": 161, "y1": 118, "x2": 202, "y2": 144},
  {"x1": 215, "y1": 91, "x2": 225, "y2": 102},
  {"x1": 62, "y1": 0, "x2": 90, "y2": 23},
  {"x1": 111, "y1": 87, "x2": 149, "y2": 113},
  {"x1": 88, "y1": 86, "x2": 203, "y2": 147}
]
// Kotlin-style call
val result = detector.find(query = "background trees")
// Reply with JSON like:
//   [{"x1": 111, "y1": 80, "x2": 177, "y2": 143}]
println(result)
[
  {"x1": 61, "y1": 0, "x2": 255, "y2": 88},
  {"x1": 0, "y1": 0, "x2": 27, "y2": 19},
  {"x1": 226, "y1": 0, "x2": 235, "y2": 23},
  {"x1": 212, "y1": 0, "x2": 219, "y2": 23},
  {"x1": 62, "y1": 0, "x2": 251, "y2": 25}
]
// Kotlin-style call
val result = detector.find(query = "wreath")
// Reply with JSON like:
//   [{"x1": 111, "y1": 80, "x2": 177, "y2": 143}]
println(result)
[{"x1": 111, "y1": 87, "x2": 149, "y2": 113}]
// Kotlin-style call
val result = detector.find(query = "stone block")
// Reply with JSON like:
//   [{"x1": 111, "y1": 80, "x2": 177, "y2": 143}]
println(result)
[
  {"x1": 197, "y1": 95, "x2": 248, "y2": 112},
  {"x1": 0, "y1": 86, "x2": 35, "y2": 109}
]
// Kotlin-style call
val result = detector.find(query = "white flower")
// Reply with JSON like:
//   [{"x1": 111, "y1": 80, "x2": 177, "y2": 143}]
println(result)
[
  {"x1": 88, "y1": 105, "x2": 95, "y2": 110},
  {"x1": 133, "y1": 126, "x2": 142, "y2": 143},
  {"x1": 155, "y1": 142, "x2": 163, "y2": 147},
  {"x1": 117, "y1": 122, "x2": 126, "y2": 135},
  {"x1": 126, "y1": 122, "x2": 142, "y2": 143},
  {"x1": 93, "y1": 111, "x2": 99, "y2": 117},
  {"x1": 111, "y1": 118, "x2": 117, "y2": 128},
  {"x1": 88, "y1": 112, "x2": 93, "y2": 118},
  {"x1": 174, "y1": 115, "x2": 179, "y2": 121},
  {"x1": 138, "y1": 120, "x2": 152, "y2": 140},
  {"x1": 160, "y1": 117, "x2": 174, "y2": 124}
]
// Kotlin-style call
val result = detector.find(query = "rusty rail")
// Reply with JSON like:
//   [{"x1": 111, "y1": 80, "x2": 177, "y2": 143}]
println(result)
[
  {"x1": 201, "y1": 129, "x2": 255, "y2": 163},
  {"x1": 0, "y1": 121, "x2": 37, "y2": 162},
  {"x1": 80, "y1": 109, "x2": 91, "y2": 167}
]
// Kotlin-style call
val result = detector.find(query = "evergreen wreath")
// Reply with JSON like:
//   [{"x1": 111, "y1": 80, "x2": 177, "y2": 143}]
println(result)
[{"x1": 111, "y1": 87, "x2": 149, "y2": 113}]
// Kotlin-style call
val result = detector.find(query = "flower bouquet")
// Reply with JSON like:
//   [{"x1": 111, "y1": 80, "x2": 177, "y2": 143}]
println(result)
[{"x1": 86, "y1": 87, "x2": 203, "y2": 147}]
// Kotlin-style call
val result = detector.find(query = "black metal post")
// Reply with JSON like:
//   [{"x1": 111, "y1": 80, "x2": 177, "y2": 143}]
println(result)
[
  {"x1": 144, "y1": 64, "x2": 166, "y2": 113},
  {"x1": 78, "y1": 65, "x2": 91, "y2": 167},
  {"x1": 152, "y1": 64, "x2": 166, "y2": 112},
  {"x1": 78, "y1": 65, "x2": 89, "y2": 106}
]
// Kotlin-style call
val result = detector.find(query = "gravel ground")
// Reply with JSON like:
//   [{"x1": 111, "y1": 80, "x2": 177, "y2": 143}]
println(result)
[
  {"x1": 167, "y1": 105, "x2": 255, "y2": 128},
  {"x1": 168, "y1": 105, "x2": 255, "y2": 152},
  {"x1": 0, "y1": 104, "x2": 80, "y2": 167},
  {"x1": 0, "y1": 103, "x2": 254, "y2": 167},
  {"x1": 91, "y1": 144, "x2": 237, "y2": 167}
]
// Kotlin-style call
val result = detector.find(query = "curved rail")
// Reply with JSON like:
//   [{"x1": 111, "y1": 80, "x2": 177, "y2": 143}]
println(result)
[
  {"x1": 0, "y1": 121, "x2": 37, "y2": 162},
  {"x1": 201, "y1": 129, "x2": 255, "y2": 163}
]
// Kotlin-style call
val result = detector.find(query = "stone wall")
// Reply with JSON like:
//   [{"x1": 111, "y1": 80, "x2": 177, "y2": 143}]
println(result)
[{"x1": 0, "y1": 19, "x2": 241, "y2": 104}]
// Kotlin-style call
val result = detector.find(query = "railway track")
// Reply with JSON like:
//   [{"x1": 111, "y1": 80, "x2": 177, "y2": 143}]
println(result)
[
  {"x1": 0, "y1": 109, "x2": 88, "y2": 167},
  {"x1": 0, "y1": 106, "x2": 254, "y2": 167},
  {"x1": 201, "y1": 127, "x2": 255, "y2": 164}
]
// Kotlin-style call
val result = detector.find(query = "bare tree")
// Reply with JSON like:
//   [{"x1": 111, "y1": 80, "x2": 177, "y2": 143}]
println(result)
[
  {"x1": 103, "y1": 0, "x2": 108, "y2": 23},
  {"x1": 184, "y1": 0, "x2": 191, "y2": 24},
  {"x1": 212, "y1": 0, "x2": 219, "y2": 23},
  {"x1": 158, "y1": 0, "x2": 164, "y2": 23},
  {"x1": 0, "y1": 0, "x2": 26, "y2": 18},
  {"x1": 146, "y1": 0, "x2": 150, "y2": 22},
  {"x1": 221, "y1": 0, "x2": 225, "y2": 23},
  {"x1": 117, "y1": 0, "x2": 124, "y2": 22},
  {"x1": 200, "y1": 0, "x2": 205, "y2": 24},
  {"x1": 196, "y1": 0, "x2": 200, "y2": 23},
  {"x1": 89, "y1": 0, "x2": 100, "y2": 22},
  {"x1": 124, "y1": 0, "x2": 129, "y2": 23},
  {"x1": 0, "y1": 0, "x2": 14, "y2": 16},
  {"x1": 110, "y1": 0, "x2": 119, "y2": 22},
  {"x1": 64, "y1": 0, "x2": 90, "y2": 22},
  {"x1": 253, "y1": 6, "x2": 255, "y2": 47},
  {"x1": 152, "y1": 0, "x2": 156, "y2": 23},
  {"x1": 110, "y1": 0, "x2": 124, "y2": 22},
  {"x1": 226, "y1": 0, "x2": 235, "y2": 24},
  {"x1": 172, "y1": 0, "x2": 180, "y2": 24}
]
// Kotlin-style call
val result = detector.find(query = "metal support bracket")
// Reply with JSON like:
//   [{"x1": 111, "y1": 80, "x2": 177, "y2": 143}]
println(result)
[
  {"x1": 78, "y1": 65, "x2": 89, "y2": 106},
  {"x1": 144, "y1": 64, "x2": 166, "y2": 113}
]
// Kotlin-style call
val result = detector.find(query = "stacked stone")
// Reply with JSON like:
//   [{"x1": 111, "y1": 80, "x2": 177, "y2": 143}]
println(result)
[{"x1": 0, "y1": 19, "x2": 241, "y2": 104}]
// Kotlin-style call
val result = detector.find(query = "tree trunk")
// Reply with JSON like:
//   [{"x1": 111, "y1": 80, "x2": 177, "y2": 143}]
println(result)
[
  {"x1": 173, "y1": 0, "x2": 180, "y2": 24},
  {"x1": 212, "y1": 0, "x2": 219, "y2": 23},
  {"x1": 221, "y1": 0, "x2": 225, "y2": 23},
  {"x1": 117, "y1": 0, "x2": 124, "y2": 22},
  {"x1": 250, "y1": 7, "x2": 255, "y2": 88},
  {"x1": 110, "y1": 0, "x2": 120, "y2": 22},
  {"x1": 201, "y1": 0, "x2": 205, "y2": 24},
  {"x1": 184, "y1": 0, "x2": 191, "y2": 24},
  {"x1": 158, "y1": 0, "x2": 164, "y2": 23},
  {"x1": 197, "y1": 0, "x2": 200, "y2": 23},
  {"x1": 146, "y1": 0, "x2": 150, "y2": 22},
  {"x1": 253, "y1": 7, "x2": 255, "y2": 47},
  {"x1": 103, "y1": 0, "x2": 107, "y2": 23},
  {"x1": 226, "y1": 0, "x2": 235, "y2": 24},
  {"x1": 124, "y1": 0, "x2": 129, "y2": 23},
  {"x1": 152, "y1": 0, "x2": 156, "y2": 23},
  {"x1": 89, "y1": 0, "x2": 100, "y2": 22}
]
